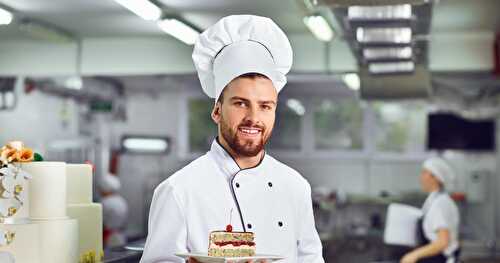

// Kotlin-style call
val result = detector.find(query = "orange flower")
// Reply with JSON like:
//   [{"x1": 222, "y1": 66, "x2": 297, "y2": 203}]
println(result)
[
  {"x1": 17, "y1": 148, "x2": 34, "y2": 162},
  {"x1": 0, "y1": 147, "x2": 17, "y2": 164}
]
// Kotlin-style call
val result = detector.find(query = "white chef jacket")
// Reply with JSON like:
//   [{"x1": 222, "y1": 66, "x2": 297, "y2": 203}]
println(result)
[
  {"x1": 421, "y1": 191, "x2": 460, "y2": 263},
  {"x1": 140, "y1": 139, "x2": 324, "y2": 263}
]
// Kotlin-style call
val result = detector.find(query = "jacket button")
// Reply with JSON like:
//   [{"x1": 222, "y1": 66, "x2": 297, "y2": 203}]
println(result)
[
  {"x1": 278, "y1": 221, "x2": 283, "y2": 227},
  {"x1": 268, "y1": 182, "x2": 273, "y2": 187},
  {"x1": 247, "y1": 223, "x2": 252, "y2": 229},
  {"x1": 235, "y1": 183, "x2": 240, "y2": 188}
]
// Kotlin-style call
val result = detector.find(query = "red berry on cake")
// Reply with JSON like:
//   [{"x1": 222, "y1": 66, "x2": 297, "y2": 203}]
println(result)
[{"x1": 226, "y1": 224, "x2": 233, "y2": 232}]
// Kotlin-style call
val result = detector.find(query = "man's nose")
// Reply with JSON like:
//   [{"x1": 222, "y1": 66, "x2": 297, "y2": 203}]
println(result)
[{"x1": 244, "y1": 106, "x2": 260, "y2": 124}]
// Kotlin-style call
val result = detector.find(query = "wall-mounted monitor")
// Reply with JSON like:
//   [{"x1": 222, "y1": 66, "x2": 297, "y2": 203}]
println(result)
[{"x1": 427, "y1": 113, "x2": 495, "y2": 152}]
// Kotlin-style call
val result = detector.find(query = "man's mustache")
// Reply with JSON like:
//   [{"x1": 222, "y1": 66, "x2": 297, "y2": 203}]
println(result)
[
  {"x1": 237, "y1": 121, "x2": 265, "y2": 131},
  {"x1": 238, "y1": 122, "x2": 266, "y2": 131}
]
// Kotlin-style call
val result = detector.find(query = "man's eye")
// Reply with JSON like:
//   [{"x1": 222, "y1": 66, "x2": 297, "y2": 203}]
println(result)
[
  {"x1": 261, "y1": 105, "x2": 272, "y2": 110},
  {"x1": 235, "y1": 101, "x2": 246, "y2": 107}
]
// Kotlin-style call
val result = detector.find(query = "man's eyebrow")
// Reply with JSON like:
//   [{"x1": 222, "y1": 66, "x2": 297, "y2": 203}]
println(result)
[
  {"x1": 229, "y1": 96, "x2": 276, "y2": 105},
  {"x1": 259, "y1": 100, "x2": 276, "y2": 105},
  {"x1": 229, "y1": 96, "x2": 250, "y2": 102}
]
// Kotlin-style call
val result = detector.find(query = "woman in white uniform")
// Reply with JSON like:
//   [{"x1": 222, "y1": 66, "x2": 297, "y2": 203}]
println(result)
[
  {"x1": 140, "y1": 15, "x2": 324, "y2": 263},
  {"x1": 401, "y1": 157, "x2": 460, "y2": 263}
]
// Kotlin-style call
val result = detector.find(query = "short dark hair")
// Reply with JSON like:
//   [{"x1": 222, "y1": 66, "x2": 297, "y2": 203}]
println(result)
[{"x1": 216, "y1": 73, "x2": 269, "y2": 104}]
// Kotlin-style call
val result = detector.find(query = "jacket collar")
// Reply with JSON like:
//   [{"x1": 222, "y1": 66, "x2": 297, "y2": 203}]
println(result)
[
  {"x1": 208, "y1": 138, "x2": 267, "y2": 180},
  {"x1": 422, "y1": 190, "x2": 444, "y2": 213}
]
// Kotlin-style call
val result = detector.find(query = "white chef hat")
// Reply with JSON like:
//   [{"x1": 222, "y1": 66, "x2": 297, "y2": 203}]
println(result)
[
  {"x1": 423, "y1": 157, "x2": 455, "y2": 188},
  {"x1": 99, "y1": 173, "x2": 121, "y2": 193},
  {"x1": 192, "y1": 15, "x2": 293, "y2": 101}
]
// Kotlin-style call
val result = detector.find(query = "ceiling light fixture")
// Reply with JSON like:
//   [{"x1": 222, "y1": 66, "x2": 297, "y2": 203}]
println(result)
[
  {"x1": 122, "y1": 137, "x2": 170, "y2": 153},
  {"x1": 286, "y1": 99, "x2": 306, "y2": 116},
  {"x1": 0, "y1": 7, "x2": 13, "y2": 25},
  {"x1": 342, "y1": 73, "x2": 360, "y2": 90},
  {"x1": 157, "y1": 18, "x2": 200, "y2": 45},
  {"x1": 303, "y1": 15, "x2": 334, "y2": 42},
  {"x1": 113, "y1": 0, "x2": 162, "y2": 21}
]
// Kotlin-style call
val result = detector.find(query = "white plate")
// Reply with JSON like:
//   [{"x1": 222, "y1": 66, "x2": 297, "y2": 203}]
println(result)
[{"x1": 175, "y1": 252, "x2": 285, "y2": 263}]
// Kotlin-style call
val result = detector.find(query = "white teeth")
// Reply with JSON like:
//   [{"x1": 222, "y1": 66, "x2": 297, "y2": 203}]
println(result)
[{"x1": 240, "y1": 128, "x2": 260, "y2": 134}]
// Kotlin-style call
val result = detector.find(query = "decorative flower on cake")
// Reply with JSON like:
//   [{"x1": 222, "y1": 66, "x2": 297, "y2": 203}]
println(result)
[
  {"x1": 0, "y1": 230, "x2": 15, "y2": 247},
  {"x1": 0, "y1": 163, "x2": 32, "y2": 219},
  {"x1": 0, "y1": 141, "x2": 41, "y2": 248},
  {"x1": 80, "y1": 250, "x2": 104, "y2": 263},
  {"x1": 0, "y1": 141, "x2": 35, "y2": 166}
]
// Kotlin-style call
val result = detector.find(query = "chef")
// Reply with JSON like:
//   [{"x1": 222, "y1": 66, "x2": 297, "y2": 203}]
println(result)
[
  {"x1": 140, "y1": 15, "x2": 324, "y2": 263},
  {"x1": 401, "y1": 157, "x2": 460, "y2": 263},
  {"x1": 100, "y1": 173, "x2": 129, "y2": 248}
]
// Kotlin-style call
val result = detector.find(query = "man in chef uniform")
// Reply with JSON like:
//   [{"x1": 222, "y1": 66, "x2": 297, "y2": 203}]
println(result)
[
  {"x1": 401, "y1": 157, "x2": 460, "y2": 263},
  {"x1": 140, "y1": 15, "x2": 324, "y2": 263}
]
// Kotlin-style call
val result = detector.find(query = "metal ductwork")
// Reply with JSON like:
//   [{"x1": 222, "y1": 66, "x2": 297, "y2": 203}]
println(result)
[
  {"x1": 316, "y1": 0, "x2": 429, "y2": 7},
  {"x1": 25, "y1": 77, "x2": 123, "y2": 102},
  {"x1": 359, "y1": 64, "x2": 430, "y2": 99},
  {"x1": 312, "y1": 0, "x2": 434, "y2": 99}
]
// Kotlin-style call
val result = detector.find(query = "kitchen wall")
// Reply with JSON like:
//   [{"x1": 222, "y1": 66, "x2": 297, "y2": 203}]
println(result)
[
  {"x1": 0, "y1": 77, "x2": 79, "y2": 151},
  {"x1": 2, "y1": 76, "x2": 499, "y2": 245}
]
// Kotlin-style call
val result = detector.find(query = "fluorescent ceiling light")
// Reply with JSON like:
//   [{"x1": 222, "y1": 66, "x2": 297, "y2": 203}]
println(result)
[
  {"x1": 356, "y1": 27, "x2": 412, "y2": 44},
  {"x1": 286, "y1": 99, "x2": 306, "y2": 116},
  {"x1": 303, "y1": 15, "x2": 334, "y2": 42},
  {"x1": 157, "y1": 18, "x2": 200, "y2": 45},
  {"x1": 342, "y1": 73, "x2": 360, "y2": 90},
  {"x1": 348, "y1": 5, "x2": 412, "y2": 20},
  {"x1": 363, "y1": 47, "x2": 412, "y2": 60},
  {"x1": 113, "y1": 0, "x2": 161, "y2": 21},
  {"x1": 369, "y1": 61, "x2": 415, "y2": 74},
  {"x1": 122, "y1": 137, "x2": 169, "y2": 153},
  {"x1": 0, "y1": 7, "x2": 13, "y2": 25}
]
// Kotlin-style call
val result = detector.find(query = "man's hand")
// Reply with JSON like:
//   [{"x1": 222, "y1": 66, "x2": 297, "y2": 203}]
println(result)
[{"x1": 400, "y1": 252, "x2": 419, "y2": 263}]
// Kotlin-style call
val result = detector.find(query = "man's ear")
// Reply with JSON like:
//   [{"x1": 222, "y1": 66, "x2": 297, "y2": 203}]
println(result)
[{"x1": 211, "y1": 102, "x2": 221, "y2": 124}]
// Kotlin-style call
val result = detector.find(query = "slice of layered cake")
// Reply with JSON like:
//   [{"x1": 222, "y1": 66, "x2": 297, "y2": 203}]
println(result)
[{"x1": 208, "y1": 225, "x2": 255, "y2": 257}]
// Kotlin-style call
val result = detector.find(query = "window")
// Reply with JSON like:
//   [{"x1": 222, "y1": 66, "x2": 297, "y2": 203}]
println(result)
[
  {"x1": 313, "y1": 98, "x2": 364, "y2": 150},
  {"x1": 188, "y1": 98, "x2": 217, "y2": 153},
  {"x1": 372, "y1": 102, "x2": 427, "y2": 153},
  {"x1": 185, "y1": 93, "x2": 429, "y2": 156},
  {"x1": 268, "y1": 98, "x2": 304, "y2": 151}
]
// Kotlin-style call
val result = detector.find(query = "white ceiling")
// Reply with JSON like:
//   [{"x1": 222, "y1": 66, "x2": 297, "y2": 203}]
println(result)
[
  {"x1": 0, "y1": 0, "x2": 499, "y2": 40},
  {"x1": 0, "y1": 0, "x2": 309, "y2": 40},
  {"x1": 431, "y1": 0, "x2": 500, "y2": 33}
]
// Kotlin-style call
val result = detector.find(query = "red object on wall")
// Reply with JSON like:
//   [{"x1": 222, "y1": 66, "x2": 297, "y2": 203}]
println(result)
[
  {"x1": 109, "y1": 150, "x2": 119, "y2": 175},
  {"x1": 494, "y1": 32, "x2": 500, "y2": 76},
  {"x1": 24, "y1": 79, "x2": 36, "y2": 94}
]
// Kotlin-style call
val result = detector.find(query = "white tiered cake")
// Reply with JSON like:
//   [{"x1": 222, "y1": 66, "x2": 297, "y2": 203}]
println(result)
[
  {"x1": 0, "y1": 161, "x2": 79, "y2": 263},
  {"x1": 67, "y1": 163, "x2": 104, "y2": 262}
]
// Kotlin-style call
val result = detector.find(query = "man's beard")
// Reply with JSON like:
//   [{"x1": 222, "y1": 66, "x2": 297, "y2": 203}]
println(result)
[{"x1": 220, "y1": 116, "x2": 270, "y2": 157}]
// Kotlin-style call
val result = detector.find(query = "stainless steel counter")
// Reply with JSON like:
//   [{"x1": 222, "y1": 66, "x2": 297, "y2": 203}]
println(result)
[{"x1": 103, "y1": 239, "x2": 145, "y2": 263}]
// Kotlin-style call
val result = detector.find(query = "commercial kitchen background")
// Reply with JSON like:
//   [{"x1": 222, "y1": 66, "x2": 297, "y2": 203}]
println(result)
[{"x1": 1, "y1": 0, "x2": 500, "y2": 262}]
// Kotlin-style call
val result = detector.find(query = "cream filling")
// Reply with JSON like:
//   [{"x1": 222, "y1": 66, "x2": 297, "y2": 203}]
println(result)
[{"x1": 209, "y1": 244, "x2": 254, "y2": 249}]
